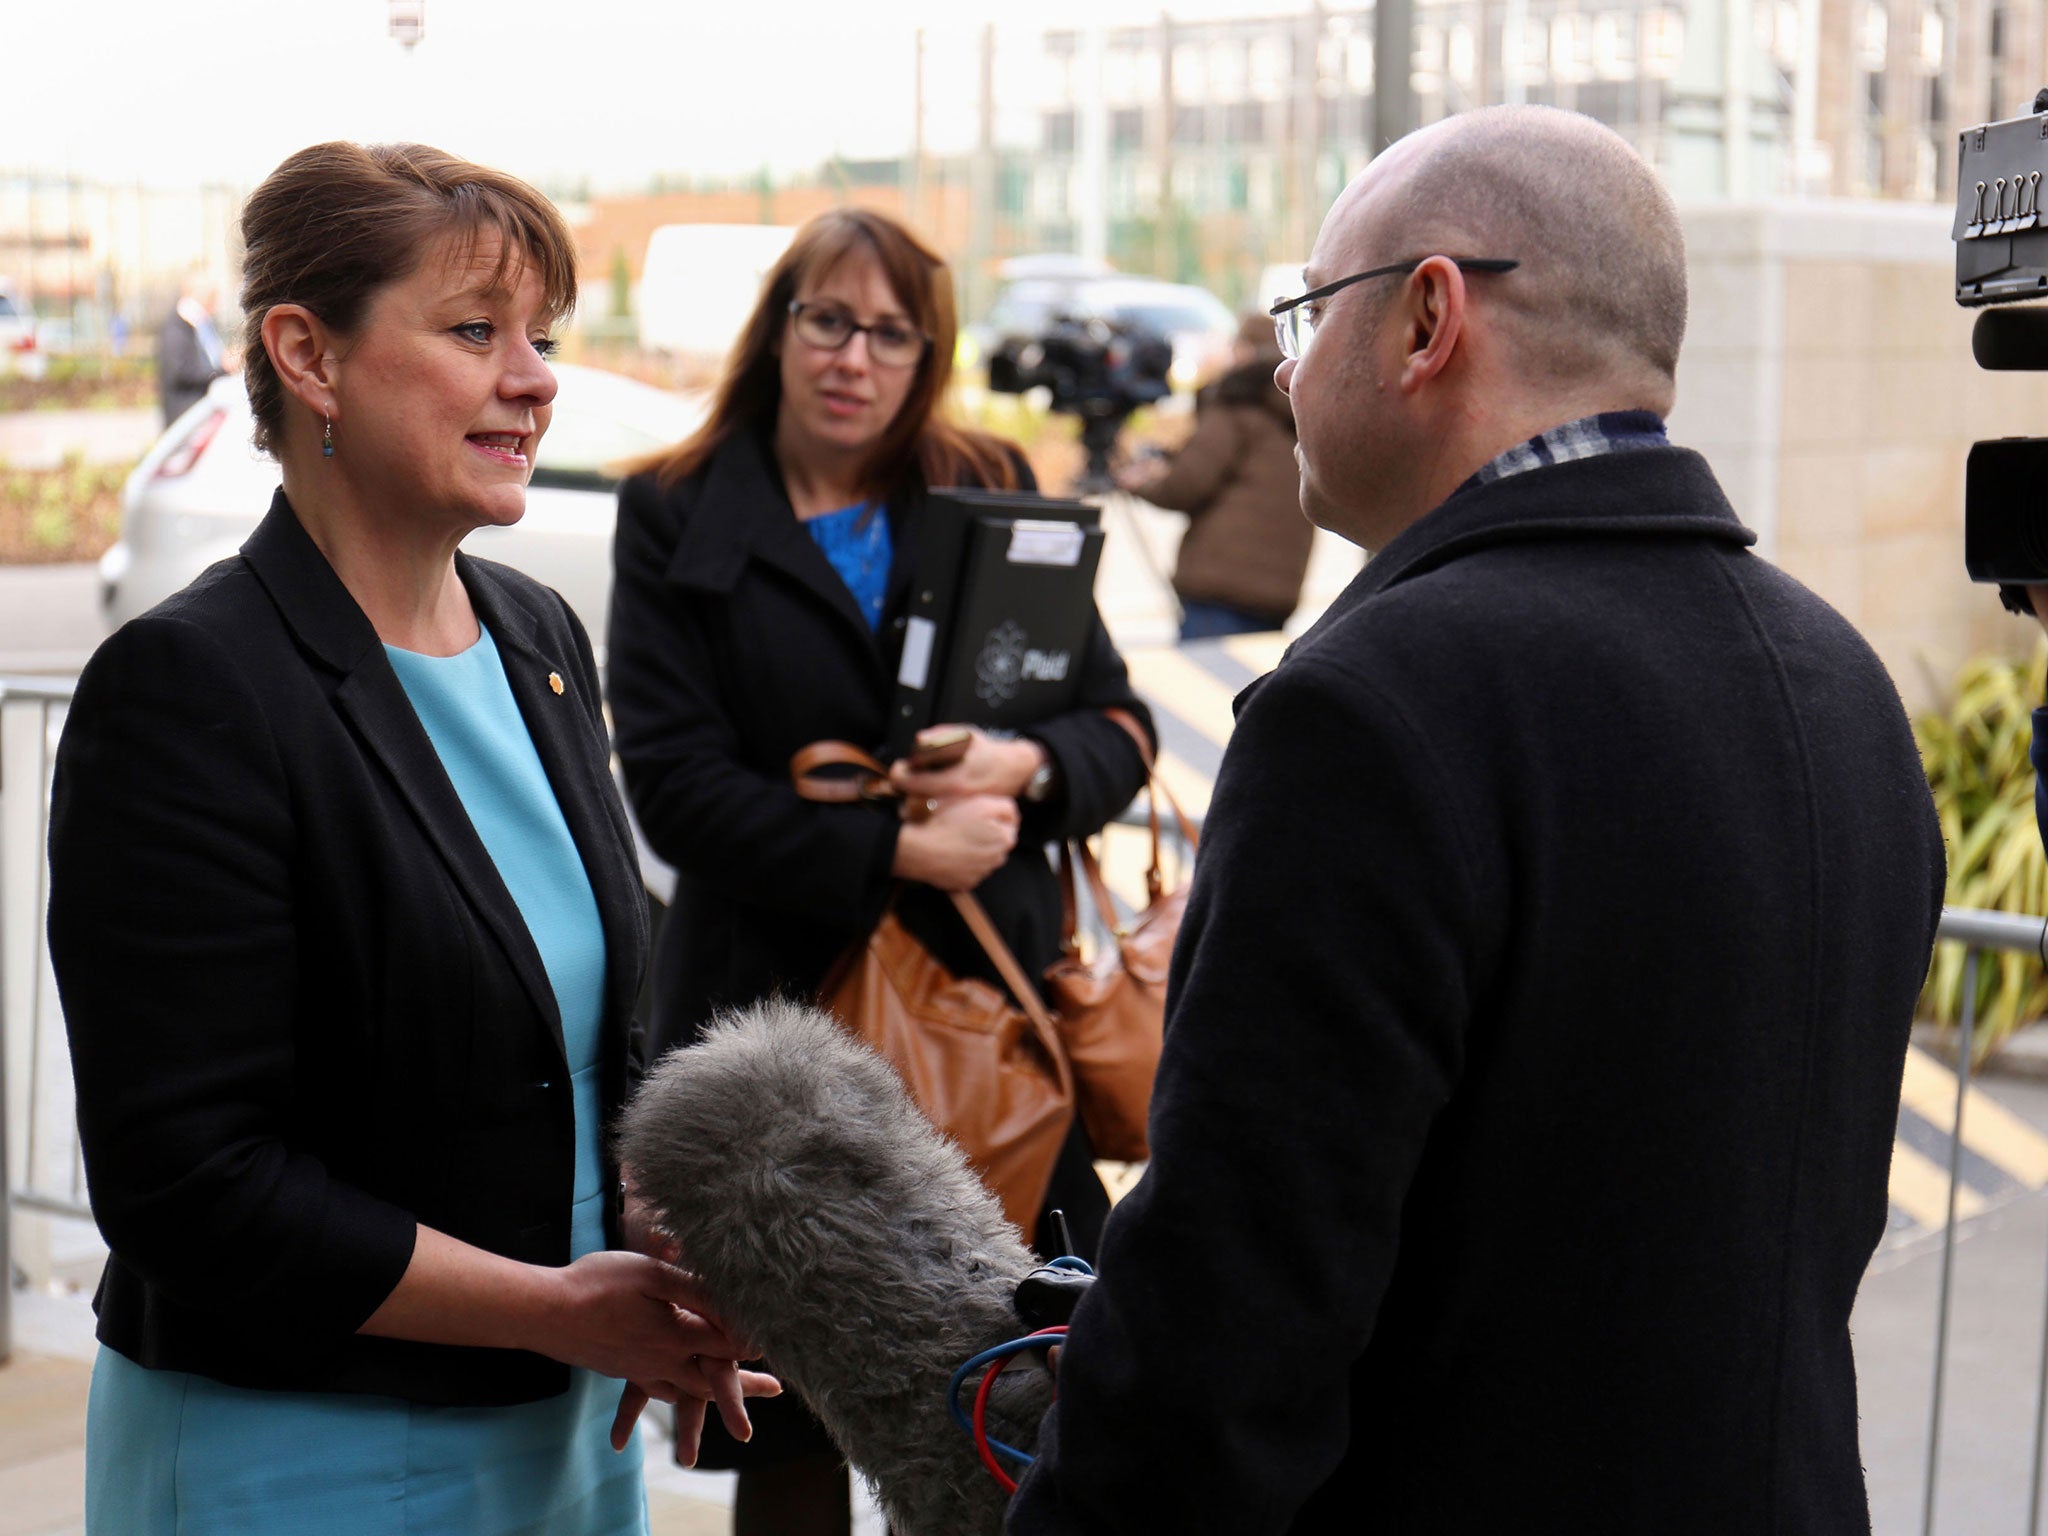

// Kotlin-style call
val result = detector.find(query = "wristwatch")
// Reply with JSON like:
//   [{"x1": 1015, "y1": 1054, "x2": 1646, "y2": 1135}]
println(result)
[{"x1": 1021, "y1": 751, "x2": 1058, "y2": 804}]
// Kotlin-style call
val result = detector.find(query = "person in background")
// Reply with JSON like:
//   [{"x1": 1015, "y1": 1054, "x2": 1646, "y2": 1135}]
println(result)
[
  {"x1": 1117, "y1": 311, "x2": 1318, "y2": 640},
  {"x1": 156, "y1": 267, "x2": 228, "y2": 425},
  {"x1": 49, "y1": 141, "x2": 771, "y2": 1536},
  {"x1": 606, "y1": 207, "x2": 1152, "y2": 1536},
  {"x1": 1011, "y1": 105, "x2": 1945, "y2": 1534}
]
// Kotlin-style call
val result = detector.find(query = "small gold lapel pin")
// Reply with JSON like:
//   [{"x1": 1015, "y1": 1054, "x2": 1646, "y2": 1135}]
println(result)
[{"x1": 548, "y1": 672, "x2": 564, "y2": 696}]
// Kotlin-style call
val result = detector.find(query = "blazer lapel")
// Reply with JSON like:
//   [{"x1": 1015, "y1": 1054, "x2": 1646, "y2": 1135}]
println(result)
[
  {"x1": 240, "y1": 495, "x2": 567, "y2": 1066},
  {"x1": 464, "y1": 562, "x2": 648, "y2": 1032}
]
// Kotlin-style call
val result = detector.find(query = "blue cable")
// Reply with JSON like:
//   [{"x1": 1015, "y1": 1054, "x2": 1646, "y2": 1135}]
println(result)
[
  {"x1": 1044, "y1": 1255, "x2": 1094, "y2": 1275},
  {"x1": 947, "y1": 1334, "x2": 1062, "y2": 1467}
]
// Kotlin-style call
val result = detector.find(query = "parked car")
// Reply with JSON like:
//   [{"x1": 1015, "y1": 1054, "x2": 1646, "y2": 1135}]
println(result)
[
  {"x1": 99, "y1": 363, "x2": 706, "y2": 648},
  {"x1": 0, "y1": 280, "x2": 44, "y2": 378}
]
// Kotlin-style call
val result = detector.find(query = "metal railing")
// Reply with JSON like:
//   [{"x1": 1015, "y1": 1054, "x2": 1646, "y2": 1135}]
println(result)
[
  {"x1": 0, "y1": 675, "x2": 87, "y2": 1363},
  {"x1": 1921, "y1": 906, "x2": 2048, "y2": 1536}
]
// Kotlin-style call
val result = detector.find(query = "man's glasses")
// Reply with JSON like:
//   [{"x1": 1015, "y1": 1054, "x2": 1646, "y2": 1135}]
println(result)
[
  {"x1": 1269, "y1": 257, "x2": 1520, "y2": 360},
  {"x1": 788, "y1": 301, "x2": 930, "y2": 369}
]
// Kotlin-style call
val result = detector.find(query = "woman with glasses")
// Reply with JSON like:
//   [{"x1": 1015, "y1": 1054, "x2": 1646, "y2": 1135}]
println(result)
[{"x1": 606, "y1": 207, "x2": 1153, "y2": 1536}]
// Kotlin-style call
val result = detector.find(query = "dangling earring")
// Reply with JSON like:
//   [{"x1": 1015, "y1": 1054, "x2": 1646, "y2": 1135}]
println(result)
[{"x1": 322, "y1": 415, "x2": 334, "y2": 459}]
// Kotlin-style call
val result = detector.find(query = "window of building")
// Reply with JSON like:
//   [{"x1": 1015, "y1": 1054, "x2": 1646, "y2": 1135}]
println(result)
[
  {"x1": 1513, "y1": 11, "x2": 1550, "y2": 81},
  {"x1": 1643, "y1": 10, "x2": 1684, "y2": 80},
  {"x1": 1111, "y1": 107, "x2": 1147, "y2": 150},
  {"x1": 1857, "y1": 3, "x2": 1887, "y2": 72},
  {"x1": 1594, "y1": 13, "x2": 1637, "y2": 80},
  {"x1": 1210, "y1": 40, "x2": 1247, "y2": 100},
  {"x1": 1174, "y1": 105, "x2": 1208, "y2": 145},
  {"x1": 1347, "y1": 33, "x2": 1375, "y2": 91},
  {"x1": 1104, "y1": 47, "x2": 1148, "y2": 106},
  {"x1": 1919, "y1": 10, "x2": 1944, "y2": 70},
  {"x1": 1225, "y1": 102, "x2": 1266, "y2": 143},
  {"x1": 1448, "y1": 22, "x2": 1477, "y2": 87},
  {"x1": 1043, "y1": 110, "x2": 1077, "y2": 155},
  {"x1": 1249, "y1": 36, "x2": 1290, "y2": 100},
  {"x1": 1174, "y1": 41, "x2": 1210, "y2": 104},
  {"x1": 1551, "y1": 13, "x2": 1594, "y2": 83},
  {"x1": 1414, "y1": 23, "x2": 1446, "y2": 93}
]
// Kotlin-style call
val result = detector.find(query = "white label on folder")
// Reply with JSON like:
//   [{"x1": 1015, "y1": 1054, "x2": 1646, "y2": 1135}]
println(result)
[
  {"x1": 898, "y1": 615, "x2": 937, "y2": 690},
  {"x1": 1007, "y1": 520, "x2": 1086, "y2": 567}
]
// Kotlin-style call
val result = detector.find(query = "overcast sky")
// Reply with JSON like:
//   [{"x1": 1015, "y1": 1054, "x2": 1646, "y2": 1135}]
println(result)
[{"x1": 11, "y1": 0, "x2": 1311, "y2": 192}]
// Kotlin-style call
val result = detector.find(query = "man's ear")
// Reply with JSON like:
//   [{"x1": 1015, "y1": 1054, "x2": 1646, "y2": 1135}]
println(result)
[
  {"x1": 1397, "y1": 257, "x2": 1467, "y2": 395},
  {"x1": 261, "y1": 304, "x2": 341, "y2": 420}
]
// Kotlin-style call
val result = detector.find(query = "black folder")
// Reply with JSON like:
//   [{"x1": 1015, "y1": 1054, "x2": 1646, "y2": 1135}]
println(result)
[{"x1": 884, "y1": 489, "x2": 1105, "y2": 760}]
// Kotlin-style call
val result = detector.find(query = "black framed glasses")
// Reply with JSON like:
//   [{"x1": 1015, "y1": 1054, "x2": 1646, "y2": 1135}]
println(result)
[
  {"x1": 787, "y1": 300, "x2": 930, "y2": 369},
  {"x1": 1269, "y1": 257, "x2": 1520, "y2": 360}
]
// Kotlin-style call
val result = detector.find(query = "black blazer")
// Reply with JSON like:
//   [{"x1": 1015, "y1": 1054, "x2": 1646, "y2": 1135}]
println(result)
[
  {"x1": 606, "y1": 430, "x2": 1153, "y2": 1060},
  {"x1": 47, "y1": 492, "x2": 649, "y2": 1406}
]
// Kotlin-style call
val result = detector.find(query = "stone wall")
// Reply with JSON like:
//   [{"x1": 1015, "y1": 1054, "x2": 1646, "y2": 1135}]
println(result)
[{"x1": 1670, "y1": 199, "x2": 2048, "y2": 715}]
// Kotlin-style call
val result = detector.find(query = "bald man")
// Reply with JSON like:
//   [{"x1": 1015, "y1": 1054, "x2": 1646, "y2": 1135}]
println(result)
[{"x1": 1008, "y1": 107, "x2": 1943, "y2": 1533}]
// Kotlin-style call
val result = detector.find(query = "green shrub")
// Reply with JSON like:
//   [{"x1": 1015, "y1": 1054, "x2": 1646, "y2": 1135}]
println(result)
[{"x1": 1917, "y1": 638, "x2": 2048, "y2": 1052}]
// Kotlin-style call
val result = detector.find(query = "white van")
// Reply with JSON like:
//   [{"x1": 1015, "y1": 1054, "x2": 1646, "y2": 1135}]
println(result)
[{"x1": 636, "y1": 223, "x2": 797, "y2": 360}]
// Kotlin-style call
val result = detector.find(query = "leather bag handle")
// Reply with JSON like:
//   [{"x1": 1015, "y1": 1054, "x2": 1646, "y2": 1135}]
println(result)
[{"x1": 792, "y1": 739, "x2": 1070, "y2": 1069}]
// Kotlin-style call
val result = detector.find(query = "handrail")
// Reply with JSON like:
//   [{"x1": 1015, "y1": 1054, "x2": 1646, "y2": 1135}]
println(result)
[
  {"x1": 0, "y1": 674, "x2": 86, "y2": 1365},
  {"x1": 1921, "y1": 904, "x2": 2048, "y2": 1536}
]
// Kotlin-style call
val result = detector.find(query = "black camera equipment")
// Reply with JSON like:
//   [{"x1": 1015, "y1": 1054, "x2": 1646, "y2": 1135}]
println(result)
[
  {"x1": 1954, "y1": 89, "x2": 2048, "y2": 600},
  {"x1": 987, "y1": 315, "x2": 1173, "y2": 493}
]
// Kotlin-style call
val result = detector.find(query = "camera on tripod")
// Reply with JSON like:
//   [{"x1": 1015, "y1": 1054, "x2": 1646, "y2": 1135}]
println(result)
[
  {"x1": 986, "y1": 315, "x2": 1173, "y2": 493},
  {"x1": 1954, "y1": 89, "x2": 2048, "y2": 595}
]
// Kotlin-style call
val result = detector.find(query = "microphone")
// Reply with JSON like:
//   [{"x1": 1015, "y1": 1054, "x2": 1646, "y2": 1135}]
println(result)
[
  {"x1": 617, "y1": 998, "x2": 1054, "y2": 1536},
  {"x1": 1972, "y1": 305, "x2": 2048, "y2": 369}
]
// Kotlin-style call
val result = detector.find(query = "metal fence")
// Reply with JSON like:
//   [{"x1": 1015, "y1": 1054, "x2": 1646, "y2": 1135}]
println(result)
[{"x1": 0, "y1": 675, "x2": 85, "y2": 1363}]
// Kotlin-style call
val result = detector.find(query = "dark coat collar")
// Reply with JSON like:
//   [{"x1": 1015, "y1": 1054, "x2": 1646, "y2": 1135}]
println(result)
[
  {"x1": 660, "y1": 428, "x2": 924, "y2": 659},
  {"x1": 1294, "y1": 445, "x2": 1754, "y2": 656},
  {"x1": 239, "y1": 490, "x2": 642, "y2": 1064}
]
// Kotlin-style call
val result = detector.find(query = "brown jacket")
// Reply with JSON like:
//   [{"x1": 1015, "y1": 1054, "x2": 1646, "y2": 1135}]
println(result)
[{"x1": 1141, "y1": 359, "x2": 1314, "y2": 621}]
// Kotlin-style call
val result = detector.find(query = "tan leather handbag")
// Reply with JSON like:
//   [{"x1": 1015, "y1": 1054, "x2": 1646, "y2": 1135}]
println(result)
[
  {"x1": 1041, "y1": 718, "x2": 1198, "y2": 1162},
  {"x1": 794, "y1": 742, "x2": 1075, "y2": 1236}
]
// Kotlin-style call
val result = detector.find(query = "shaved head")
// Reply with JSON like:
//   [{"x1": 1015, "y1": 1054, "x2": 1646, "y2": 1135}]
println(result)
[{"x1": 1343, "y1": 106, "x2": 1687, "y2": 392}]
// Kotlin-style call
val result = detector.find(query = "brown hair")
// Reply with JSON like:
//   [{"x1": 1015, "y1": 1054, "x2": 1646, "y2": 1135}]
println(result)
[
  {"x1": 239, "y1": 142, "x2": 578, "y2": 455},
  {"x1": 622, "y1": 208, "x2": 1019, "y2": 496}
]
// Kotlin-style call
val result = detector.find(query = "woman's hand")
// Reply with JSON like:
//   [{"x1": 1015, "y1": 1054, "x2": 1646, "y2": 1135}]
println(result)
[
  {"x1": 889, "y1": 726, "x2": 1044, "y2": 802},
  {"x1": 892, "y1": 793, "x2": 1020, "y2": 891},
  {"x1": 538, "y1": 1251, "x2": 778, "y2": 1452}
]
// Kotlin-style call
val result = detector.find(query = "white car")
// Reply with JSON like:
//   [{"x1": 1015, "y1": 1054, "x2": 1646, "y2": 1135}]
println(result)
[{"x1": 100, "y1": 363, "x2": 706, "y2": 648}]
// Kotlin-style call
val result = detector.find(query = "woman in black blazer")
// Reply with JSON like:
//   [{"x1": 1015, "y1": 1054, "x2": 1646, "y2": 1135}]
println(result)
[
  {"x1": 606, "y1": 208, "x2": 1153, "y2": 1533},
  {"x1": 47, "y1": 143, "x2": 768, "y2": 1535}
]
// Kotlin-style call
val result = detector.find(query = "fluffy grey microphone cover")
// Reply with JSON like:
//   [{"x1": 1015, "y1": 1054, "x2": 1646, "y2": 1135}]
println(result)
[{"x1": 615, "y1": 998, "x2": 1054, "y2": 1535}]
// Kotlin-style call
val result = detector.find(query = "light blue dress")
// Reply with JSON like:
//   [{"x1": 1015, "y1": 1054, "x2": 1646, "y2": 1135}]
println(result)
[{"x1": 84, "y1": 623, "x2": 647, "y2": 1535}]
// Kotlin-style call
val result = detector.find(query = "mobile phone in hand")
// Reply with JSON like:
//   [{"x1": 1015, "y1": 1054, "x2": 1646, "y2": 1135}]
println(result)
[{"x1": 907, "y1": 725, "x2": 972, "y2": 771}]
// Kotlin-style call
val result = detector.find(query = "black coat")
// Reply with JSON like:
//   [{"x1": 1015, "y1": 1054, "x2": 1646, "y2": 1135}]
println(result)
[
  {"x1": 606, "y1": 430, "x2": 1153, "y2": 1060},
  {"x1": 1009, "y1": 447, "x2": 1947, "y2": 1533},
  {"x1": 47, "y1": 492, "x2": 648, "y2": 1406}
]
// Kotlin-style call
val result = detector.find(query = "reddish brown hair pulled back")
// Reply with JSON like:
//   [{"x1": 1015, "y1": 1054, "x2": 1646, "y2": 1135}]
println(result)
[{"x1": 238, "y1": 141, "x2": 578, "y2": 455}]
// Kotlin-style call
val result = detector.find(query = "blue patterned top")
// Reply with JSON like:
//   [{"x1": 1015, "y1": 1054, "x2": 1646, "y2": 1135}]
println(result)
[{"x1": 805, "y1": 501, "x2": 892, "y2": 629}]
